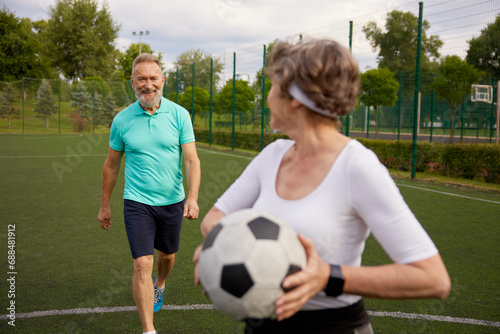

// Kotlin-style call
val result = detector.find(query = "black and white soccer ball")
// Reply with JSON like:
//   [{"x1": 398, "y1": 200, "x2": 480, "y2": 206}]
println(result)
[{"x1": 198, "y1": 208, "x2": 307, "y2": 320}]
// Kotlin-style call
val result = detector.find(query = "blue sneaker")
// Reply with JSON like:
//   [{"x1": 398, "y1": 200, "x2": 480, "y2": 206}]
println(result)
[{"x1": 153, "y1": 276, "x2": 164, "y2": 313}]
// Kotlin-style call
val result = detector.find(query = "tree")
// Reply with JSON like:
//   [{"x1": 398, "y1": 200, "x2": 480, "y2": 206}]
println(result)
[
  {"x1": 45, "y1": 0, "x2": 120, "y2": 80},
  {"x1": 117, "y1": 43, "x2": 163, "y2": 81},
  {"x1": 83, "y1": 76, "x2": 111, "y2": 98},
  {"x1": 363, "y1": 10, "x2": 443, "y2": 74},
  {"x1": 83, "y1": 76, "x2": 111, "y2": 123},
  {"x1": 33, "y1": 80, "x2": 58, "y2": 130},
  {"x1": 359, "y1": 68, "x2": 399, "y2": 138},
  {"x1": 178, "y1": 86, "x2": 210, "y2": 123},
  {"x1": 466, "y1": 15, "x2": 500, "y2": 81},
  {"x1": 99, "y1": 93, "x2": 116, "y2": 127},
  {"x1": 107, "y1": 70, "x2": 130, "y2": 107},
  {"x1": 214, "y1": 79, "x2": 255, "y2": 115},
  {"x1": 70, "y1": 82, "x2": 93, "y2": 131},
  {"x1": 0, "y1": 84, "x2": 19, "y2": 129},
  {"x1": 165, "y1": 48, "x2": 224, "y2": 94},
  {"x1": 71, "y1": 82, "x2": 93, "y2": 115},
  {"x1": 432, "y1": 56, "x2": 484, "y2": 143},
  {"x1": 0, "y1": 7, "x2": 54, "y2": 81}
]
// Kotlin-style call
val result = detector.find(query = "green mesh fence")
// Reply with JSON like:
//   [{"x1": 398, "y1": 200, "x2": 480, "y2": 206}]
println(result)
[
  {"x1": 347, "y1": 71, "x2": 498, "y2": 143},
  {"x1": 0, "y1": 0, "x2": 499, "y2": 182},
  {"x1": 0, "y1": 78, "x2": 131, "y2": 135}
]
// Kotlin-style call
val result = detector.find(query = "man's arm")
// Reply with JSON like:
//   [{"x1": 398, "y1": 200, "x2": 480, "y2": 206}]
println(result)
[
  {"x1": 98, "y1": 147, "x2": 124, "y2": 230},
  {"x1": 182, "y1": 142, "x2": 201, "y2": 220}
]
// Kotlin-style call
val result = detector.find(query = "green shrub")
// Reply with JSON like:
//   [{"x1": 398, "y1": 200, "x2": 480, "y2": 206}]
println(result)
[
  {"x1": 195, "y1": 128, "x2": 287, "y2": 151},
  {"x1": 441, "y1": 144, "x2": 500, "y2": 183},
  {"x1": 196, "y1": 128, "x2": 500, "y2": 184}
]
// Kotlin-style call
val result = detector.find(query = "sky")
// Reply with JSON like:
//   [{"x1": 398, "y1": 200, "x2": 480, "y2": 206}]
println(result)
[{"x1": 3, "y1": 0, "x2": 499, "y2": 80}]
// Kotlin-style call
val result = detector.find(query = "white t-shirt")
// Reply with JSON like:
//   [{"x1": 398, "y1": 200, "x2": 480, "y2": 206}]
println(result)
[{"x1": 215, "y1": 139, "x2": 438, "y2": 310}]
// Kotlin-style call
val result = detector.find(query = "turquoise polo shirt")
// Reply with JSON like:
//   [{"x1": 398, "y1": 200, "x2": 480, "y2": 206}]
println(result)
[{"x1": 109, "y1": 97, "x2": 195, "y2": 206}]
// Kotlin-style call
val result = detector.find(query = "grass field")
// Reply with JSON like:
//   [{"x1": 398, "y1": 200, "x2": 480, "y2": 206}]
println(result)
[{"x1": 0, "y1": 134, "x2": 499, "y2": 333}]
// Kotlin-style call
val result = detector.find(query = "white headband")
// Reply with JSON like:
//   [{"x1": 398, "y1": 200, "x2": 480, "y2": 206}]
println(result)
[{"x1": 288, "y1": 83, "x2": 336, "y2": 118}]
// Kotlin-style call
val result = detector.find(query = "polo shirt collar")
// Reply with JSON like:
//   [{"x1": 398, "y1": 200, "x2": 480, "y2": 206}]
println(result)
[{"x1": 134, "y1": 97, "x2": 168, "y2": 116}]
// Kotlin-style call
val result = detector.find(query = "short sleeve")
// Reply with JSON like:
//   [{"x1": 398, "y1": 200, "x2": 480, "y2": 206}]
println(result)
[
  {"x1": 109, "y1": 119, "x2": 124, "y2": 152},
  {"x1": 179, "y1": 109, "x2": 195, "y2": 145},
  {"x1": 214, "y1": 148, "x2": 270, "y2": 214},
  {"x1": 349, "y1": 146, "x2": 438, "y2": 264}
]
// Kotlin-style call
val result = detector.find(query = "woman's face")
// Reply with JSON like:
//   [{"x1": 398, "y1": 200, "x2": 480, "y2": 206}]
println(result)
[{"x1": 267, "y1": 81, "x2": 292, "y2": 132}]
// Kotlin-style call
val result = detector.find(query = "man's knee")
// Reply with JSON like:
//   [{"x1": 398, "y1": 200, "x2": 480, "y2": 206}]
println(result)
[
  {"x1": 157, "y1": 251, "x2": 175, "y2": 264},
  {"x1": 134, "y1": 255, "x2": 154, "y2": 278}
]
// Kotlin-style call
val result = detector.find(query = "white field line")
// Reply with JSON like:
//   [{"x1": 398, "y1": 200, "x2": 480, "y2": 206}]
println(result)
[
  {"x1": 0, "y1": 154, "x2": 107, "y2": 158},
  {"x1": 396, "y1": 183, "x2": 500, "y2": 204},
  {"x1": 368, "y1": 311, "x2": 500, "y2": 327},
  {"x1": 198, "y1": 147, "x2": 500, "y2": 204},
  {"x1": 2, "y1": 146, "x2": 498, "y2": 205},
  {"x1": 197, "y1": 148, "x2": 254, "y2": 160},
  {"x1": 0, "y1": 305, "x2": 499, "y2": 327},
  {"x1": 1, "y1": 147, "x2": 498, "y2": 327}
]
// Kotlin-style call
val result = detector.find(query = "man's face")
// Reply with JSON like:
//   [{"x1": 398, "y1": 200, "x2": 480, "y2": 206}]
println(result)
[{"x1": 131, "y1": 62, "x2": 165, "y2": 109}]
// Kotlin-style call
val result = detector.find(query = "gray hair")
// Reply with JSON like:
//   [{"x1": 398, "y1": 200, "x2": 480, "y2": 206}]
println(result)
[{"x1": 132, "y1": 53, "x2": 162, "y2": 74}]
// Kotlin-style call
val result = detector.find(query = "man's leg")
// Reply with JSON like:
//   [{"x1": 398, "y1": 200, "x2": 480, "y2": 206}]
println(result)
[
  {"x1": 133, "y1": 255, "x2": 155, "y2": 333},
  {"x1": 155, "y1": 250, "x2": 175, "y2": 289}
]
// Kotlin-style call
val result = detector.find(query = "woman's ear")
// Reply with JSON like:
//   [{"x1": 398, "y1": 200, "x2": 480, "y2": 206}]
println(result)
[{"x1": 290, "y1": 98, "x2": 303, "y2": 109}]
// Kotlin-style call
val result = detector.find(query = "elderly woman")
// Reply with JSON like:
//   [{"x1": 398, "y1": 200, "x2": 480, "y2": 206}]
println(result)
[{"x1": 195, "y1": 39, "x2": 450, "y2": 333}]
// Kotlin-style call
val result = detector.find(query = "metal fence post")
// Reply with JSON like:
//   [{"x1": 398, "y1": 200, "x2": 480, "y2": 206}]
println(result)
[
  {"x1": 490, "y1": 78, "x2": 496, "y2": 143},
  {"x1": 398, "y1": 72, "x2": 402, "y2": 140},
  {"x1": 346, "y1": 21, "x2": 353, "y2": 137},
  {"x1": 430, "y1": 75, "x2": 435, "y2": 142},
  {"x1": 176, "y1": 68, "x2": 180, "y2": 104},
  {"x1": 411, "y1": 2, "x2": 424, "y2": 179},
  {"x1": 21, "y1": 77, "x2": 25, "y2": 134},
  {"x1": 191, "y1": 63, "x2": 195, "y2": 124},
  {"x1": 460, "y1": 97, "x2": 465, "y2": 143},
  {"x1": 93, "y1": 81, "x2": 96, "y2": 135},
  {"x1": 496, "y1": 81, "x2": 499, "y2": 144},
  {"x1": 232, "y1": 52, "x2": 236, "y2": 151},
  {"x1": 261, "y1": 45, "x2": 266, "y2": 151},
  {"x1": 209, "y1": 58, "x2": 213, "y2": 146},
  {"x1": 58, "y1": 79, "x2": 61, "y2": 134}
]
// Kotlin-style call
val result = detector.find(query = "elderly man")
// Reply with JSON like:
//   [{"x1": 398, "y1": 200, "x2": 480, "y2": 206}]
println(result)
[{"x1": 98, "y1": 53, "x2": 200, "y2": 334}]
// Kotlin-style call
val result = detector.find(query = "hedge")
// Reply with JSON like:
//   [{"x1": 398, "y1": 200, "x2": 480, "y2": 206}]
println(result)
[{"x1": 195, "y1": 128, "x2": 500, "y2": 184}]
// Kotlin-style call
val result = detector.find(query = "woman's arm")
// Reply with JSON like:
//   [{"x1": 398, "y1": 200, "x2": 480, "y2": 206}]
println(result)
[
  {"x1": 200, "y1": 206, "x2": 226, "y2": 237},
  {"x1": 275, "y1": 235, "x2": 450, "y2": 321},
  {"x1": 341, "y1": 253, "x2": 450, "y2": 299}
]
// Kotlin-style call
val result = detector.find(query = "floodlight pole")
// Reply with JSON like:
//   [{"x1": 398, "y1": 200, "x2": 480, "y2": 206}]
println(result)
[{"x1": 132, "y1": 31, "x2": 149, "y2": 54}]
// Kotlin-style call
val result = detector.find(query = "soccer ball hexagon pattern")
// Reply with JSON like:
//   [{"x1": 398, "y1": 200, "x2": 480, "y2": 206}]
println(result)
[{"x1": 198, "y1": 209, "x2": 307, "y2": 320}]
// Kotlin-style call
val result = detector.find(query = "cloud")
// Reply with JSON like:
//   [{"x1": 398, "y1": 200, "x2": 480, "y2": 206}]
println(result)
[{"x1": 4, "y1": 0, "x2": 498, "y2": 77}]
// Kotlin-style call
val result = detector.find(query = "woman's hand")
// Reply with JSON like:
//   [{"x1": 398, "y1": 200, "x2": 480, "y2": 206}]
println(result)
[
  {"x1": 275, "y1": 234, "x2": 331, "y2": 321},
  {"x1": 192, "y1": 244, "x2": 203, "y2": 288}
]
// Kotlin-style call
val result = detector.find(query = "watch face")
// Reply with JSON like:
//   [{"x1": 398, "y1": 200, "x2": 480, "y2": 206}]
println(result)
[{"x1": 330, "y1": 264, "x2": 343, "y2": 279}]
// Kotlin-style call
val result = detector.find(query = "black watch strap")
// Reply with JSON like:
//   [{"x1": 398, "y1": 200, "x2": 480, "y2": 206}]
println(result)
[{"x1": 324, "y1": 264, "x2": 345, "y2": 297}]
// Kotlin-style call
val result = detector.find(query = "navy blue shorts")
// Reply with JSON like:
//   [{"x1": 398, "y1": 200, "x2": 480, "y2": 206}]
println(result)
[{"x1": 123, "y1": 199, "x2": 185, "y2": 259}]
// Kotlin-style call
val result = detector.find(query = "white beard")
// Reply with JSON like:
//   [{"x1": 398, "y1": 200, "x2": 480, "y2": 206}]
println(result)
[{"x1": 136, "y1": 89, "x2": 162, "y2": 109}]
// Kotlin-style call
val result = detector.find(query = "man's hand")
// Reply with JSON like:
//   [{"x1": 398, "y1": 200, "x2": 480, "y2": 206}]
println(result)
[
  {"x1": 98, "y1": 207, "x2": 112, "y2": 230},
  {"x1": 183, "y1": 199, "x2": 199, "y2": 220}
]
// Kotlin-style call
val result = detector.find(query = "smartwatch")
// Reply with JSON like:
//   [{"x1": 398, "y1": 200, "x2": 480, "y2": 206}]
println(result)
[{"x1": 323, "y1": 264, "x2": 345, "y2": 297}]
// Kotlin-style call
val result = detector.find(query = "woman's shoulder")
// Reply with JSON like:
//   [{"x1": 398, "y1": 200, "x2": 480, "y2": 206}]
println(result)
[
  {"x1": 341, "y1": 139, "x2": 382, "y2": 169},
  {"x1": 260, "y1": 138, "x2": 294, "y2": 156}
]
